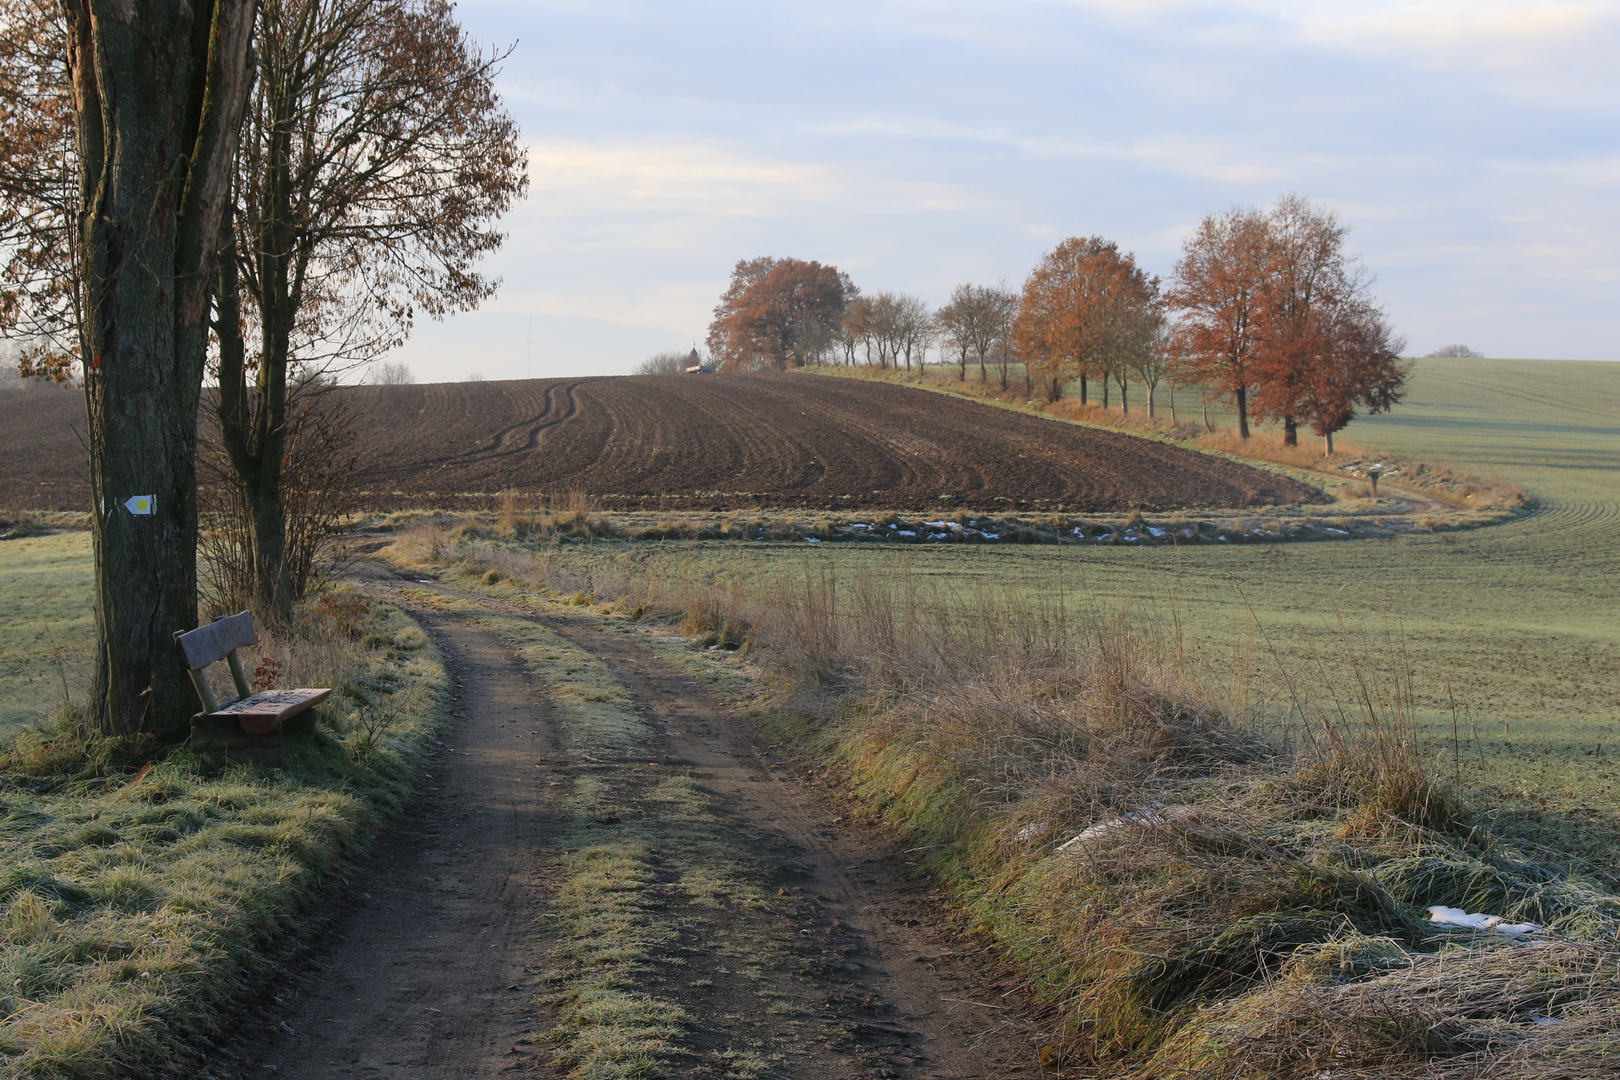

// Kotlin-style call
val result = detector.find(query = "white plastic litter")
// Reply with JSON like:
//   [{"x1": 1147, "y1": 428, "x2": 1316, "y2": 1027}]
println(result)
[
  {"x1": 1056, "y1": 806, "x2": 1195, "y2": 852},
  {"x1": 1426, "y1": 905, "x2": 1541, "y2": 935}
]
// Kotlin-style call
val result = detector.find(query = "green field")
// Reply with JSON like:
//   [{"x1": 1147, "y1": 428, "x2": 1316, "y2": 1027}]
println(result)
[
  {"x1": 0, "y1": 529, "x2": 94, "y2": 729},
  {"x1": 4, "y1": 357, "x2": 1619, "y2": 818},
  {"x1": 507, "y1": 358, "x2": 1620, "y2": 820}
]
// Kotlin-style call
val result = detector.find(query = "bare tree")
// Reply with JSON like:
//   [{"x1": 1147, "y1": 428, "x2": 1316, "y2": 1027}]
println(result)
[
  {"x1": 214, "y1": 0, "x2": 527, "y2": 623},
  {"x1": 1131, "y1": 323, "x2": 1172, "y2": 419},
  {"x1": 936, "y1": 287, "x2": 974, "y2": 380},
  {"x1": 372, "y1": 360, "x2": 416, "y2": 384},
  {"x1": 1424, "y1": 344, "x2": 1482, "y2": 358},
  {"x1": 634, "y1": 350, "x2": 688, "y2": 375},
  {"x1": 892, "y1": 294, "x2": 933, "y2": 373}
]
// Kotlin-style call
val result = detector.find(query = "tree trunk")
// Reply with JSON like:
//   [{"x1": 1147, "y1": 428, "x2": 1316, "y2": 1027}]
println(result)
[
  {"x1": 1202, "y1": 402, "x2": 1213, "y2": 432},
  {"x1": 67, "y1": 0, "x2": 256, "y2": 736},
  {"x1": 1235, "y1": 385, "x2": 1250, "y2": 438},
  {"x1": 999, "y1": 357, "x2": 1007, "y2": 391},
  {"x1": 1101, "y1": 375, "x2": 1109, "y2": 409},
  {"x1": 1324, "y1": 431, "x2": 1334, "y2": 456},
  {"x1": 958, "y1": 348, "x2": 966, "y2": 381},
  {"x1": 1168, "y1": 382, "x2": 1174, "y2": 423},
  {"x1": 1283, "y1": 415, "x2": 1298, "y2": 447},
  {"x1": 1079, "y1": 374, "x2": 1087, "y2": 406},
  {"x1": 1118, "y1": 377, "x2": 1129, "y2": 415},
  {"x1": 1146, "y1": 382, "x2": 1156, "y2": 419}
]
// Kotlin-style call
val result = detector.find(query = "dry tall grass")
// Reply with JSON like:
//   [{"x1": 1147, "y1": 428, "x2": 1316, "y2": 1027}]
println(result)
[{"x1": 399, "y1": 527, "x2": 1619, "y2": 1078}]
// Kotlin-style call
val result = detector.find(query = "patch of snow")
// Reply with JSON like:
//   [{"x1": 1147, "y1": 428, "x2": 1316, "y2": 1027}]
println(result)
[
  {"x1": 1531, "y1": 1015, "x2": 1562, "y2": 1026},
  {"x1": 1147, "y1": 527, "x2": 1164, "y2": 537},
  {"x1": 804, "y1": 537, "x2": 821, "y2": 543},
  {"x1": 980, "y1": 532, "x2": 1000, "y2": 540},
  {"x1": 897, "y1": 530, "x2": 917, "y2": 537},
  {"x1": 1014, "y1": 822, "x2": 1050, "y2": 841},
  {"x1": 850, "y1": 523, "x2": 870, "y2": 530},
  {"x1": 1427, "y1": 906, "x2": 1541, "y2": 935},
  {"x1": 1326, "y1": 527, "x2": 1349, "y2": 536},
  {"x1": 924, "y1": 520, "x2": 949, "y2": 529}
]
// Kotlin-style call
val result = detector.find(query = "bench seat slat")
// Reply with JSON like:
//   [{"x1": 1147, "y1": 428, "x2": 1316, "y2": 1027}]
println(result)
[{"x1": 208, "y1": 688, "x2": 332, "y2": 734}]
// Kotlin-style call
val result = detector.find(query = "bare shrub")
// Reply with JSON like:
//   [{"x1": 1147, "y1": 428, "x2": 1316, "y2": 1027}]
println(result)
[
  {"x1": 198, "y1": 382, "x2": 361, "y2": 620},
  {"x1": 634, "y1": 350, "x2": 690, "y2": 375}
]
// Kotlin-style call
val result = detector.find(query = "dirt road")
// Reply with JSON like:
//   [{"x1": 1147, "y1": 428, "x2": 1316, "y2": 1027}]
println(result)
[{"x1": 207, "y1": 580, "x2": 1040, "y2": 1079}]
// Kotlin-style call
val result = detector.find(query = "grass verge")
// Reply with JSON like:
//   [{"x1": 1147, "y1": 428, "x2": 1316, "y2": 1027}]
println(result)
[
  {"x1": 0, "y1": 587, "x2": 447, "y2": 1079},
  {"x1": 395, "y1": 535, "x2": 1620, "y2": 1079}
]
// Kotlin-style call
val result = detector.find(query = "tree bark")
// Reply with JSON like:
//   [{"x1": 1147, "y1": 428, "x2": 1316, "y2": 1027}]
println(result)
[
  {"x1": 1235, "y1": 385, "x2": 1250, "y2": 438},
  {"x1": 1078, "y1": 374, "x2": 1087, "y2": 406},
  {"x1": 1146, "y1": 382, "x2": 1156, "y2": 419},
  {"x1": 1325, "y1": 431, "x2": 1334, "y2": 456},
  {"x1": 1283, "y1": 415, "x2": 1298, "y2": 447},
  {"x1": 67, "y1": 0, "x2": 256, "y2": 735}
]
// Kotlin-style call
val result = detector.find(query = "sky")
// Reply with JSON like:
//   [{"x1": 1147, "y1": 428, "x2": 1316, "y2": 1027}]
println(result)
[{"x1": 387, "y1": 0, "x2": 1620, "y2": 382}]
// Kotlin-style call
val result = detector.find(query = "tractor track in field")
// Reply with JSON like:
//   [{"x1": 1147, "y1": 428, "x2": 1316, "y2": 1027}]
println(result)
[
  {"x1": 0, "y1": 374, "x2": 1323, "y2": 514},
  {"x1": 201, "y1": 568, "x2": 1043, "y2": 1080}
]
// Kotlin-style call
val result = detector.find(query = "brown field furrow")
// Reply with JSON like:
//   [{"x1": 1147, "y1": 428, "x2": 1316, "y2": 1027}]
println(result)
[{"x1": 0, "y1": 374, "x2": 1325, "y2": 512}]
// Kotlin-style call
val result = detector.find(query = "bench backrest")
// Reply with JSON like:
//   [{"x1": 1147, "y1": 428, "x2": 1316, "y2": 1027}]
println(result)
[{"x1": 177, "y1": 611, "x2": 258, "y2": 671}]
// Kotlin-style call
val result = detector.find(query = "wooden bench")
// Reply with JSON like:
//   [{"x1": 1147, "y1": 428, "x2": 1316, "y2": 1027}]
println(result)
[{"x1": 176, "y1": 611, "x2": 331, "y2": 766}]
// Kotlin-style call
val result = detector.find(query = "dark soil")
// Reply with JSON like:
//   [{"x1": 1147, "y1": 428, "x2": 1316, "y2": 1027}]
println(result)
[
  {"x1": 201, "y1": 572, "x2": 1045, "y2": 1079},
  {"x1": 0, "y1": 375, "x2": 1323, "y2": 513}
]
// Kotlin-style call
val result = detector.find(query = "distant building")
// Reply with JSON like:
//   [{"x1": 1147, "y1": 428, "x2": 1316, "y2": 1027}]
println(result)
[{"x1": 684, "y1": 347, "x2": 716, "y2": 374}]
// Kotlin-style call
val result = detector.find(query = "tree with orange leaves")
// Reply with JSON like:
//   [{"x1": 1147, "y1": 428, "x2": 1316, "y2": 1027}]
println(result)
[
  {"x1": 1246, "y1": 196, "x2": 1407, "y2": 451},
  {"x1": 1165, "y1": 207, "x2": 1270, "y2": 437},
  {"x1": 707, "y1": 257, "x2": 856, "y2": 372},
  {"x1": 0, "y1": 0, "x2": 77, "y2": 383},
  {"x1": 1015, "y1": 236, "x2": 1155, "y2": 405}
]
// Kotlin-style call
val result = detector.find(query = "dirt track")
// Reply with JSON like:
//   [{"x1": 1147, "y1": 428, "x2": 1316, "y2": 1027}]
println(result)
[
  {"x1": 205, "y1": 574, "x2": 1042, "y2": 1079},
  {"x1": 0, "y1": 375, "x2": 1322, "y2": 513}
]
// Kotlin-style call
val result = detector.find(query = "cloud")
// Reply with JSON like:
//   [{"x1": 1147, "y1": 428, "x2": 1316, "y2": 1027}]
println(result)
[{"x1": 385, "y1": 0, "x2": 1620, "y2": 378}]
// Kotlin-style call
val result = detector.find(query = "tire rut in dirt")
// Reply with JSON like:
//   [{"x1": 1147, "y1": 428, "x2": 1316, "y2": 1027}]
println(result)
[
  {"x1": 204, "y1": 610, "x2": 562, "y2": 1080},
  {"x1": 530, "y1": 611, "x2": 1039, "y2": 1079}
]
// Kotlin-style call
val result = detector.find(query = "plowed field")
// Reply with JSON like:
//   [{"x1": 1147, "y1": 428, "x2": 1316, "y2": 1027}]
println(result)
[{"x1": 0, "y1": 375, "x2": 1323, "y2": 512}]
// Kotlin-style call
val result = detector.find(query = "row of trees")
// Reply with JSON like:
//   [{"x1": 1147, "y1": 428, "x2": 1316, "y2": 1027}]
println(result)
[
  {"x1": 0, "y1": 0, "x2": 525, "y2": 734},
  {"x1": 704, "y1": 196, "x2": 1407, "y2": 453}
]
